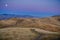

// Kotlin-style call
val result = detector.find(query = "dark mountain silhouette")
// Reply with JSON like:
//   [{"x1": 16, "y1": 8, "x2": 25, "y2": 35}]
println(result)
[
  {"x1": 52, "y1": 15, "x2": 60, "y2": 17},
  {"x1": 0, "y1": 14, "x2": 34, "y2": 20}
]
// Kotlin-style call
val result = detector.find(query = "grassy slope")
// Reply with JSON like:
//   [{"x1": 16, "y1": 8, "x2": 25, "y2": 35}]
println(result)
[
  {"x1": 0, "y1": 27, "x2": 60, "y2": 40},
  {"x1": 0, "y1": 17, "x2": 60, "y2": 32},
  {"x1": 0, "y1": 28, "x2": 39, "y2": 40},
  {"x1": 0, "y1": 16, "x2": 60, "y2": 40}
]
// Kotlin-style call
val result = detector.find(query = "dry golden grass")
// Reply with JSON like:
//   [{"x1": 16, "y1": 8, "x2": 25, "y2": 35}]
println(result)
[
  {"x1": 0, "y1": 28, "x2": 39, "y2": 40},
  {"x1": 0, "y1": 16, "x2": 60, "y2": 32},
  {"x1": 0, "y1": 15, "x2": 60, "y2": 40},
  {"x1": 0, "y1": 27, "x2": 60, "y2": 40}
]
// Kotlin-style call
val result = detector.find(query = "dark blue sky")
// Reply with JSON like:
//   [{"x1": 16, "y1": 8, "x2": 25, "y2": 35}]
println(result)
[{"x1": 0, "y1": 0, "x2": 60, "y2": 17}]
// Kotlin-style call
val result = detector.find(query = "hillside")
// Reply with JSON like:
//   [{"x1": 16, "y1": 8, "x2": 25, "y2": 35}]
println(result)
[
  {"x1": 0, "y1": 15, "x2": 60, "y2": 32},
  {"x1": 0, "y1": 28, "x2": 60, "y2": 40},
  {"x1": 0, "y1": 15, "x2": 60, "y2": 40}
]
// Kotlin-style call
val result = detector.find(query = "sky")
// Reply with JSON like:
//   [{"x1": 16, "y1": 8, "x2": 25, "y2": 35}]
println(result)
[{"x1": 0, "y1": 0, "x2": 60, "y2": 17}]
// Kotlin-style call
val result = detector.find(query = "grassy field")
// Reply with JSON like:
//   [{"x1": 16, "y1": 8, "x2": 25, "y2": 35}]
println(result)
[
  {"x1": 0, "y1": 28, "x2": 39, "y2": 40},
  {"x1": 0, "y1": 27, "x2": 60, "y2": 40},
  {"x1": 0, "y1": 18, "x2": 60, "y2": 32},
  {"x1": 0, "y1": 16, "x2": 60, "y2": 40}
]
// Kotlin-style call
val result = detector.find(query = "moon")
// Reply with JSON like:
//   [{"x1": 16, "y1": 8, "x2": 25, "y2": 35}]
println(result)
[{"x1": 5, "y1": 4, "x2": 8, "y2": 7}]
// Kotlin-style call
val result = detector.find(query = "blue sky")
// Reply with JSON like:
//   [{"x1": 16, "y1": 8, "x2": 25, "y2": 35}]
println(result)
[{"x1": 0, "y1": 0, "x2": 60, "y2": 17}]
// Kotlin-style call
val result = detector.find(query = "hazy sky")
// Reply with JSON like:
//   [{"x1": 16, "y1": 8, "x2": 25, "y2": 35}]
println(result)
[{"x1": 0, "y1": 0, "x2": 60, "y2": 17}]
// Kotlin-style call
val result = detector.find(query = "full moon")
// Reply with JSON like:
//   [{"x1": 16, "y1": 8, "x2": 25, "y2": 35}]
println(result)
[{"x1": 5, "y1": 4, "x2": 8, "y2": 7}]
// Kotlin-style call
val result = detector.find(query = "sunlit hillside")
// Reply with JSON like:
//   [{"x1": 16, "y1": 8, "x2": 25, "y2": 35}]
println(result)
[
  {"x1": 0, "y1": 15, "x2": 60, "y2": 40},
  {"x1": 0, "y1": 16, "x2": 60, "y2": 32}
]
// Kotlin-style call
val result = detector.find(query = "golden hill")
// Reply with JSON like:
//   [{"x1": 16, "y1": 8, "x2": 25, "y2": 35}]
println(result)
[
  {"x1": 0, "y1": 16, "x2": 60, "y2": 32},
  {"x1": 0, "y1": 16, "x2": 60, "y2": 40},
  {"x1": 0, "y1": 28, "x2": 39, "y2": 40},
  {"x1": 0, "y1": 28, "x2": 60, "y2": 40}
]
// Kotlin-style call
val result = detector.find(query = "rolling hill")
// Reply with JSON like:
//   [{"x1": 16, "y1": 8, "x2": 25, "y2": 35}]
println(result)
[
  {"x1": 0, "y1": 28, "x2": 60, "y2": 40},
  {"x1": 0, "y1": 14, "x2": 60, "y2": 40},
  {"x1": 0, "y1": 15, "x2": 60, "y2": 32}
]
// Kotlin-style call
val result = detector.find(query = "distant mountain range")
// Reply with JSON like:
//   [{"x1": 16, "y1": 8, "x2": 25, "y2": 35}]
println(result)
[
  {"x1": 0, "y1": 14, "x2": 35, "y2": 20},
  {"x1": 0, "y1": 14, "x2": 60, "y2": 20}
]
